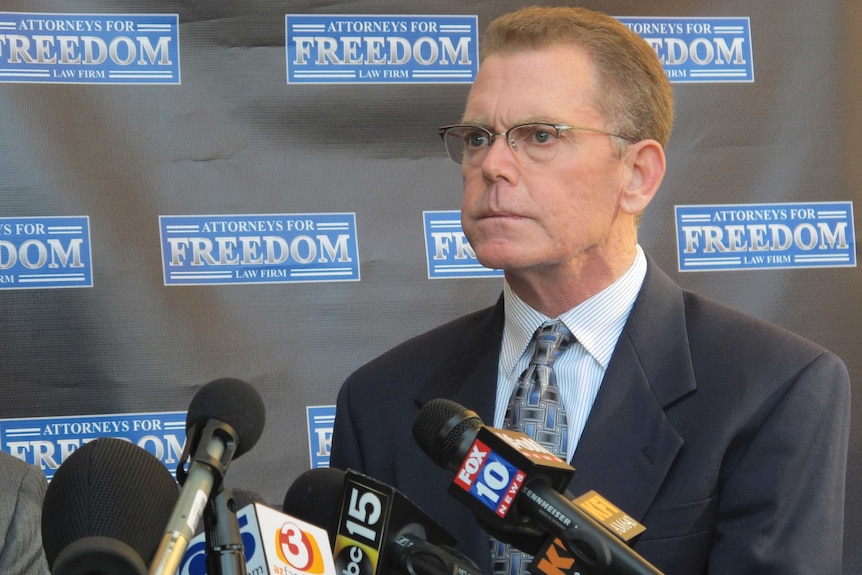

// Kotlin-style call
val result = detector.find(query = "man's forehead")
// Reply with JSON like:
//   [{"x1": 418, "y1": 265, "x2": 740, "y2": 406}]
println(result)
[{"x1": 463, "y1": 47, "x2": 602, "y2": 124}]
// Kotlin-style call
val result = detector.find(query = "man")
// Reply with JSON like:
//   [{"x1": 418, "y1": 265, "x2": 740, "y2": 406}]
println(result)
[
  {"x1": 0, "y1": 452, "x2": 50, "y2": 575},
  {"x1": 330, "y1": 6, "x2": 850, "y2": 574}
]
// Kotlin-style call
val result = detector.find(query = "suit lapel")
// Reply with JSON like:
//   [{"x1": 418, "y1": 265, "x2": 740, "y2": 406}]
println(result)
[
  {"x1": 412, "y1": 261, "x2": 696, "y2": 522},
  {"x1": 568, "y1": 260, "x2": 695, "y2": 519}
]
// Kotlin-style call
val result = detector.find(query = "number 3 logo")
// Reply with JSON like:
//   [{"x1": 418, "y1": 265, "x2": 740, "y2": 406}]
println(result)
[{"x1": 276, "y1": 521, "x2": 327, "y2": 574}]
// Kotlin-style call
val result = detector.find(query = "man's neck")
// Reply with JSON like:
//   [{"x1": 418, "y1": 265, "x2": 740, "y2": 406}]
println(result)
[{"x1": 504, "y1": 245, "x2": 639, "y2": 317}]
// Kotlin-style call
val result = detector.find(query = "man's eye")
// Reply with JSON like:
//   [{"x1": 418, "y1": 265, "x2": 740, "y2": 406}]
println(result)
[
  {"x1": 465, "y1": 131, "x2": 489, "y2": 147},
  {"x1": 528, "y1": 128, "x2": 555, "y2": 144}
]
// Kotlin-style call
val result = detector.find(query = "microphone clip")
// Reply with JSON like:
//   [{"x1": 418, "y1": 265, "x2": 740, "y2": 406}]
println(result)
[{"x1": 177, "y1": 419, "x2": 240, "y2": 488}]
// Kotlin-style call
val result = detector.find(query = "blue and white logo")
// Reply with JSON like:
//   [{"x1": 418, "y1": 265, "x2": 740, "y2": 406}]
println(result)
[
  {"x1": 286, "y1": 15, "x2": 478, "y2": 84},
  {"x1": 618, "y1": 17, "x2": 753, "y2": 83},
  {"x1": 423, "y1": 210, "x2": 503, "y2": 279},
  {"x1": 0, "y1": 411, "x2": 187, "y2": 481},
  {"x1": 307, "y1": 405, "x2": 335, "y2": 469},
  {"x1": 160, "y1": 214, "x2": 360, "y2": 285},
  {"x1": 466, "y1": 447, "x2": 522, "y2": 517},
  {"x1": 0, "y1": 12, "x2": 180, "y2": 84},
  {"x1": 0, "y1": 216, "x2": 92, "y2": 289},
  {"x1": 676, "y1": 202, "x2": 855, "y2": 271}
]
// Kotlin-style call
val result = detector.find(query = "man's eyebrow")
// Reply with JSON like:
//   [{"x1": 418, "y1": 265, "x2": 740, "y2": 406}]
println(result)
[{"x1": 458, "y1": 117, "x2": 557, "y2": 129}]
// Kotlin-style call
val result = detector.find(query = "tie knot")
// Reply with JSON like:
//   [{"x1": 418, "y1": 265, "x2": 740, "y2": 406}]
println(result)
[{"x1": 530, "y1": 321, "x2": 574, "y2": 367}]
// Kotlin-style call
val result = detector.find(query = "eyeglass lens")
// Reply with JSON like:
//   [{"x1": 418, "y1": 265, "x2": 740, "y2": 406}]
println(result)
[{"x1": 443, "y1": 124, "x2": 564, "y2": 165}]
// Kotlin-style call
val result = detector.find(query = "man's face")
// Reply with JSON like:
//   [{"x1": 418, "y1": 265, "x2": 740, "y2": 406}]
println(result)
[{"x1": 460, "y1": 45, "x2": 633, "y2": 281}]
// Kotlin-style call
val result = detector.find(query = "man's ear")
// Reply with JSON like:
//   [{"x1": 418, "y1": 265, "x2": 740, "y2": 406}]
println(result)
[{"x1": 620, "y1": 139, "x2": 666, "y2": 215}]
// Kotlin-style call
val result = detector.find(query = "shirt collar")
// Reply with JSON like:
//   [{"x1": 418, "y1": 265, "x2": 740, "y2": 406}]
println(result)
[{"x1": 501, "y1": 245, "x2": 647, "y2": 375}]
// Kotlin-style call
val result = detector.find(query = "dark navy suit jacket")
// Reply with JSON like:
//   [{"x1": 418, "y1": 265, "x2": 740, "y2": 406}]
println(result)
[{"x1": 330, "y1": 258, "x2": 850, "y2": 574}]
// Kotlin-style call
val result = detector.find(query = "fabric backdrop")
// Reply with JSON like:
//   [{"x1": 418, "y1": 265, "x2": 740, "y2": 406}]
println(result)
[{"x1": 1, "y1": 1, "x2": 859, "y2": 571}]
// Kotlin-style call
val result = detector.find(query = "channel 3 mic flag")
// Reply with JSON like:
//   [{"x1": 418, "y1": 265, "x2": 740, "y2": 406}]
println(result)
[{"x1": 179, "y1": 503, "x2": 336, "y2": 575}]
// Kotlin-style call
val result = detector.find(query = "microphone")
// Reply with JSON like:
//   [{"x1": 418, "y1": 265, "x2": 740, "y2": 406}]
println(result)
[
  {"x1": 281, "y1": 468, "x2": 344, "y2": 548},
  {"x1": 283, "y1": 467, "x2": 484, "y2": 575},
  {"x1": 412, "y1": 399, "x2": 664, "y2": 575},
  {"x1": 179, "y1": 500, "x2": 337, "y2": 575},
  {"x1": 41, "y1": 437, "x2": 179, "y2": 575},
  {"x1": 150, "y1": 377, "x2": 267, "y2": 575}
]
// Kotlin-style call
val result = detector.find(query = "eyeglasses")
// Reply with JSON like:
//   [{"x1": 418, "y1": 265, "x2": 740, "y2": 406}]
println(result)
[{"x1": 437, "y1": 122, "x2": 636, "y2": 165}]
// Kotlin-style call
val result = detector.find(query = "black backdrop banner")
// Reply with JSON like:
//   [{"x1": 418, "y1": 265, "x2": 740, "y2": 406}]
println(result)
[{"x1": 0, "y1": 1, "x2": 859, "y2": 572}]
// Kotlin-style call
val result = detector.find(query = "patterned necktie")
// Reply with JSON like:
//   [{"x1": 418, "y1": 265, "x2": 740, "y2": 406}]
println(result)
[{"x1": 491, "y1": 320, "x2": 575, "y2": 575}]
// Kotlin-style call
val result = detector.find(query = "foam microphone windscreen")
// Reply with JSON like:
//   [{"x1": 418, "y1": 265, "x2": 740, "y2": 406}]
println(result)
[
  {"x1": 185, "y1": 377, "x2": 266, "y2": 457},
  {"x1": 281, "y1": 467, "x2": 346, "y2": 547},
  {"x1": 41, "y1": 437, "x2": 179, "y2": 573}
]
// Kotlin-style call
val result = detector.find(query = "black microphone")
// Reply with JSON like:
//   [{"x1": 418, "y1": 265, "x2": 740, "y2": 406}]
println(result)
[
  {"x1": 41, "y1": 437, "x2": 179, "y2": 575},
  {"x1": 413, "y1": 399, "x2": 664, "y2": 575},
  {"x1": 283, "y1": 467, "x2": 484, "y2": 575},
  {"x1": 281, "y1": 468, "x2": 344, "y2": 548},
  {"x1": 149, "y1": 377, "x2": 266, "y2": 575}
]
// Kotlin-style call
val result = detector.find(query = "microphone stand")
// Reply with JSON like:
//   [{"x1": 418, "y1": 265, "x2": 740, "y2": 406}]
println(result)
[
  {"x1": 204, "y1": 487, "x2": 247, "y2": 575},
  {"x1": 151, "y1": 419, "x2": 243, "y2": 575}
]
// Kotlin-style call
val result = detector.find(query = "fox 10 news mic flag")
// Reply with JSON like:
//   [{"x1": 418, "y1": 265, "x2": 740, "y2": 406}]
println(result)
[
  {"x1": 150, "y1": 378, "x2": 267, "y2": 575},
  {"x1": 41, "y1": 437, "x2": 180, "y2": 575},
  {"x1": 412, "y1": 399, "x2": 664, "y2": 575},
  {"x1": 283, "y1": 467, "x2": 484, "y2": 575},
  {"x1": 178, "y1": 502, "x2": 337, "y2": 575}
]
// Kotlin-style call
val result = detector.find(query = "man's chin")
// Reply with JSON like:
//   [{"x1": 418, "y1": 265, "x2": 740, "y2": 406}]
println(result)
[
  {"x1": 473, "y1": 248, "x2": 529, "y2": 272},
  {"x1": 467, "y1": 229, "x2": 544, "y2": 270}
]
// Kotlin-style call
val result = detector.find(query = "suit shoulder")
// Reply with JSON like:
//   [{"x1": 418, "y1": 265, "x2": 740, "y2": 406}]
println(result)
[
  {"x1": 343, "y1": 304, "x2": 500, "y2": 389},
  {"x1": 0, "y1": 452, "x2": 45, "y2": 494},
  {"x1": 683, "y1": 290, "x2": 819, "y2": 348},
  {"x1": 682, "y1": 289, "x2": 848, "y2": 385}
]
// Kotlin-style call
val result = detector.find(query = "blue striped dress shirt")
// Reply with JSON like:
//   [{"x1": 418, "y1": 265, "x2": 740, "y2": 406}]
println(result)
[{"x1": 494, "y1": 245, "x2": 647, "y2": 463}]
